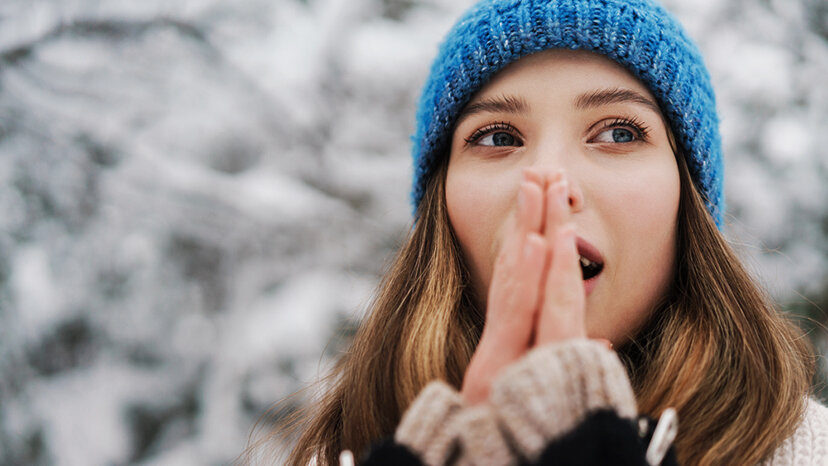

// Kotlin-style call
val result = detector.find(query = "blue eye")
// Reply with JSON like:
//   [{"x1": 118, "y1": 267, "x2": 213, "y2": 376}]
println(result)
[
  {"x1": 612, "y1": 128, "x2": 634, "y2": 142},
  {"x1": 592, "y1": 117, "x2": 649, "y2": 144},
  {"x1": 480, "y1": 131, "x2": 518, "y2": 146},
  {"x1": 594, "y1": 127, "x2": 636, "y2": 143},
  {"x1": 465, "y1": 122, "x2": 524, "y2": 147}
]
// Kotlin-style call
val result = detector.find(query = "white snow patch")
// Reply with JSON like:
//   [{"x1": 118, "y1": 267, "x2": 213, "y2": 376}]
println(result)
[
  {"x1": 716, "y1": 41, "x2": 794, "y2": 104},
  {"x1": 10, "y1": 246, "x2": 65, "y2": 340},
  {"x1": 763, "y1": 114, "x2": 812, "y2": 165},
  {"x1": 220, "y1": 270, "x2": 373, "y2": 368},
  {"x1": 27, "y1": 362, "x2": 175, "y2": 466}
]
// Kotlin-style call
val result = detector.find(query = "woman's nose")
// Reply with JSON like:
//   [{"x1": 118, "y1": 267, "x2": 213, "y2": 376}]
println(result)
[{"x1": 567, "y1": 178, "x2": 584, "y2": 212}]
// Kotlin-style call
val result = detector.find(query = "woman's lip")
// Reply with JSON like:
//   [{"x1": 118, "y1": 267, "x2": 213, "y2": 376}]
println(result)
[
  {"x1": 576, "y1": 236, "x2": 604, "y2": 266},
  {"x1": 584, "y1": 274, "x2": 600, "y2": 295},
  {"x1": 577, "y1": 236, "x2": 604, "y2": 296}
]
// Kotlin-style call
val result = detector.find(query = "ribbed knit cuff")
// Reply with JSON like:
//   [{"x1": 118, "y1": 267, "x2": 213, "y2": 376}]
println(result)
[
  {"x1": 450, "y1": 404, "x2": 515, "y2": 466},
  {"x1": 394, "y1": 381, "x2": 465, "y2": 465},
  {"x1": 489, "y1": 339, "x2": 637, "y2": 461}
]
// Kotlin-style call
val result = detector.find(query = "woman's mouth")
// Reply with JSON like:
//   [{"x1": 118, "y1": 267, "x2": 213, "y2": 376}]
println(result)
[
  {"x1": 579, "y1": 255, "x2": 603, "y2": 280},
  {"x1": 577, "y1": 237, "x2": 604, "y2": 294}
]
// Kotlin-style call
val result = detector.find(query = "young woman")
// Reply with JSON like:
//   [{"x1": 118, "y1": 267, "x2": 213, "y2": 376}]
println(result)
[{"x1": 259, "y1": 0, "x2": 828, "y2": 464}]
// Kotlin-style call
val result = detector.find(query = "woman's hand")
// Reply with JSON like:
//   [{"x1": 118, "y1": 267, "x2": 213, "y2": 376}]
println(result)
[
  {"x1": 460, "y1": 169, "x2": 587, "y2": 405},
  {"x1": 535, "y1": 174, "x2": 586, "y2": 344}
]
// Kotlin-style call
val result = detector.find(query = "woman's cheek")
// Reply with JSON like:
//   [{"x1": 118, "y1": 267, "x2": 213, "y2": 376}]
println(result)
[
  {"x1": 593, "y1": 161, "x2": 679, "y2": 341},
  {"x1": 599, "y1": 157, "x2": 679, "y2": 241},
  {"x1": 446, "y1": 169, "x2": 516, "y2": 300}
]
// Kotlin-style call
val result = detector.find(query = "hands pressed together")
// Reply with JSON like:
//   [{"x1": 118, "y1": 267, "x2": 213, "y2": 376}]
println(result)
[{"x1": 461, "y1": 169, "x2": 608, "y2": 405}]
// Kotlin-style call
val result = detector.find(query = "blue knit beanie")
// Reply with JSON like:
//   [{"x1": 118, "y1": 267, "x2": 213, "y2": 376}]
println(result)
[{"x1": 411, "y1": 0, "x2": 724, "y2": 227}]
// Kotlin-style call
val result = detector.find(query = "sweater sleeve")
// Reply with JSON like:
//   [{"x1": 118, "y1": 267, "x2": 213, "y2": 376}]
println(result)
[
  {"x1": 392, "y1": 339, "x2": 639, "y2": 466},
  {"x1": 394, "y1": 381, "x2": 465, "y2": 465},
  {"x1": 394, "y1": 381, "x2": 515, "y2": 466},
  {"x1": 489, "y1": 339, "x2": 638, "y2": 461}
]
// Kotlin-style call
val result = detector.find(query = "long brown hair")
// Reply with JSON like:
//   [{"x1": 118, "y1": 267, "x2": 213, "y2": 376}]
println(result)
[
  {"x1": 621, "y1": 152, "x2": 814, "y2": 464},
  {"x1": 244, "y1": 160, "x2": 482, "y2": 465},
  {"x1": 247, "y1": 150, "x2": 813, "y2": 465}
]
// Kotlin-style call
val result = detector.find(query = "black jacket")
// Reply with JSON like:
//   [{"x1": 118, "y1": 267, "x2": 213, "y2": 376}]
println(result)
[{"x1": 362, "y1": 409, "x2": 678, "y2": 466}]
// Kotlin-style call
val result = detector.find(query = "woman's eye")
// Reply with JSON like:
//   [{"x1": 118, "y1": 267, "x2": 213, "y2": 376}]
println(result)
[
  {"x1": 594, "y1": 127, "x2": 636, "y2": 143},
  {"x1": 591, "y1": 117, "x2": 650, "y2": 144},
  {"x1": 479, "y1": 131, "x2": 520, "y2": 147},
  {"x1": 463, "y1": 122, "x2": 524, "y2": 148}
]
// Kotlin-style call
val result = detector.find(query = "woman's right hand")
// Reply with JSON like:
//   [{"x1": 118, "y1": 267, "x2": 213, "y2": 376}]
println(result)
[{"x1": 460, "y1": 169, "x2": 589, "y2": 405}]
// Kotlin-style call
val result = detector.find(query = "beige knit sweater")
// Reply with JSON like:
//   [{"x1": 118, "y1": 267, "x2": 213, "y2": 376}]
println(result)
[{"x1": 393, "y1": 339, "x2": 828, "y2": 466}]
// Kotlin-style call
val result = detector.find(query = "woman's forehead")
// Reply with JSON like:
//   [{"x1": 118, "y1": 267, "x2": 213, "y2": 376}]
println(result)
[
  {"x1": 469, "y1": 49, "x2": 658, "y2": 107},
  {"x1": 456, "y1": 51, "x2": 663, "y2": 130}
]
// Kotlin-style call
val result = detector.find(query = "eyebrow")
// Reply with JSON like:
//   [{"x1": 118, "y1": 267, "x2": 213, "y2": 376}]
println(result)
[
  {"x1": 574, "y1": 87, "x2": 662, "y2": 114},
  {"x1": 455, "y1": 94, "x2": 529, "y2": 126},
  {"x1": 454, "y1": 87, "x2": 662, "y2": 127}
]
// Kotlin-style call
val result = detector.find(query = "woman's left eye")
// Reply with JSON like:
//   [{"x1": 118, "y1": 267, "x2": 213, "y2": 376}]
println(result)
[
  {"x1": 594, "y1": 127, "x2": 636, "y2": 143},
  {"x1": 591, "y1": 117, "x2": 649, "y2": 144}
]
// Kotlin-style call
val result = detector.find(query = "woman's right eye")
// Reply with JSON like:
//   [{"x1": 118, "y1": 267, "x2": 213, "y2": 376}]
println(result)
[
  {"x1": 464, "y1": 122, "x2": 524, "y2": 147},
  {"x1": 479, "y1": 131, "x2": 519, "y2": 147}
]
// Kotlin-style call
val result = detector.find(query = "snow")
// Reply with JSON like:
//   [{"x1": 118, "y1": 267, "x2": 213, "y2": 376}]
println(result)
[
  {"x1": 0, "y1": 0, "x2": 826, "y2": 464},
  {"x1": 762, "y1": 112, "x2": 812, "y2": 166},
  {"x1": 9, "y1": 247, "x2": 65, "y2": 341}
]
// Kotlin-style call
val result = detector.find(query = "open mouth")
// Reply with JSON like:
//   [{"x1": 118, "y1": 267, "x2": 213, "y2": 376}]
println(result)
[
  {"x1": 576, "y1": 237, "x2": 604, "y2": 281},
  {"x1": 579, "y1": 255, "x2": 603, "y2": 280}
]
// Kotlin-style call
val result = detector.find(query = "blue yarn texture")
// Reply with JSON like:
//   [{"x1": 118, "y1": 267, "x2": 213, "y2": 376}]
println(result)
[{"x1": 411, "y1": 0, "x2": 724, "y2": 227}]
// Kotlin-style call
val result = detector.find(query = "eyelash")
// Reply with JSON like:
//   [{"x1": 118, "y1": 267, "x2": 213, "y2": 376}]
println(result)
[
  {"x1": 462, "y1": 115, "x2": 652, "y2": 147},
  {"x1": 464, "y1": 122, "x2": 519, "y2": 145},
  {"x1": 594, "y1": 116, "x2": 651, "y2": 142}
]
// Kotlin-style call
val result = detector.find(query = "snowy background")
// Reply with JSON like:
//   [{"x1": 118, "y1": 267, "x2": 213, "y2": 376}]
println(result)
[{"x1": 0, "y1": 0, "x2": 826, "y2": 464}]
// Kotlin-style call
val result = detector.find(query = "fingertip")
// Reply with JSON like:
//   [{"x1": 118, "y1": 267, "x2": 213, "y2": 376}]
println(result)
[
  {"x1": 522, "y1": 168, "x2": 544, "y2": 186},
  {"x1": 547, "y1": 169, "x2": 565, "y2": 185}
]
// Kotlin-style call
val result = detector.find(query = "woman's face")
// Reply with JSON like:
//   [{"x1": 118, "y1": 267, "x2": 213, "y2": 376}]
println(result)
[{"x1": 446, "y1": 49, "x2": 680, "y2": 346}]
